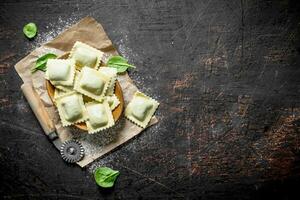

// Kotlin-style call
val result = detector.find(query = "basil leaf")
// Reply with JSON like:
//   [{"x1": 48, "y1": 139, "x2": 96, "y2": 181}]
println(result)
[
  {"x1": 107, "y1": 55, "x2": 135, "y2": 74},
  {"x1": 107, "y1": 55, "x2": 128, "y2": 65},
  {"x1": 23, "y1": 23, "x2": 38, "y2": 39},
  {"x1": 94, "y1": 167, "x2": 120, "y2": 188},
  {"x1": 109, "y1": 65, "x2": 131, "y2": 73},
  {"x1": 31, "y1": 53, "x2": 57, "y2": 73}
]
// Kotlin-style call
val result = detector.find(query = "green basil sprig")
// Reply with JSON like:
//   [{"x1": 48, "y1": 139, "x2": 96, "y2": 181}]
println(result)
[
  {"x1": 31, "y1": 53, "x2": 57, "y2": 73},
  {"x1": 107, "y1": 55, "x2": 135, "y2": 73},
  {"x1": 94, "y1": 167, "x2": 120, "y2": 188},
  {"x1": 23, "y1": 23, "x2": 38, "y2": 39}
]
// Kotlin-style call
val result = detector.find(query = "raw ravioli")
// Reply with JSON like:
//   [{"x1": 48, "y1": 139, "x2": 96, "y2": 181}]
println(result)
[
  {"x1": 85, "y1": 101, "x2": 114, "y2": 134},
  {"x1": 69, "y1": 41, "x2": 103, "y2": 70},
  {"x1": 74, "y1": 67, "x2": 110, "y2": 102},
  {"x1": 125, "y1": 91, "x2": 159, "y2": 128},
  {"x1": 45, "y1": 59, "x2": 75, "y2": 86},
  {"x1": 56, "y1": 92, "x2": 87, "y2": 126}
]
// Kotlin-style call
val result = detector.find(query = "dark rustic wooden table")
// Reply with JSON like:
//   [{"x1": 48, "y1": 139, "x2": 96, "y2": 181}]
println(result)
[{"x1": 1, "y1": 0, "x2": 300, "y2": 199}]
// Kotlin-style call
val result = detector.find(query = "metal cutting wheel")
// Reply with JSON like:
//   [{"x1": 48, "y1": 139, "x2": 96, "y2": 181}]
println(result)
[{"x1": 60, "y1": 140, "x2": 84, "y2": 163}]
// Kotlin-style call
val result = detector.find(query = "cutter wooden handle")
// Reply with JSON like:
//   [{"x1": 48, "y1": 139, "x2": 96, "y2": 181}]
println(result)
[{"x1": 21, "y1": 83, "x2": 55, "y2": 135}]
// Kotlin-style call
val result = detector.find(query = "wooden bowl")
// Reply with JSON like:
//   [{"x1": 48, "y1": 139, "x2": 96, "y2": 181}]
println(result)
[{"x1": 46, "y1": 52, "x2": 124, "y2": 131}]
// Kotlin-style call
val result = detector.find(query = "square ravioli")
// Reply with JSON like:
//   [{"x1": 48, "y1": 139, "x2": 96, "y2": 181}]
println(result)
[
  {"x1": 74, "y1": 67, "x2": 110, "y2": 102},
  {"x1": 54, "y1": 70, "x2": 80, "y2": 92},
  {"x1": 45, "y1": 59, "x2": 75, "y2": 86},
  {"x1": 125, "y1": 91, "x2": 159, "y2": 128},
  {"x1": 98, "y1": 67, "x2": 117, "y2": 95},
  {"x1": 69, "y1": 41, "x2": 103, "y2": 70},
  {"x1": 56, "y1": 92, "x2": 87, "y2": 126},
  {"x1": 85, "y1": 101, "x2": 115, "y2": 134}
]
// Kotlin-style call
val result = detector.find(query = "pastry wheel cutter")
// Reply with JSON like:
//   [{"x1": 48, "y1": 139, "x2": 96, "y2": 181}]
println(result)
[{"x1": 21, "y1": 83, "x2": 84, "y2": 163}]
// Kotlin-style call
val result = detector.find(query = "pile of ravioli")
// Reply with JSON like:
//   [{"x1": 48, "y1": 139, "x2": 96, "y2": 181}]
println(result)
[{"x1": 45, "y1": 41, "x2": 159, "y2": 134}]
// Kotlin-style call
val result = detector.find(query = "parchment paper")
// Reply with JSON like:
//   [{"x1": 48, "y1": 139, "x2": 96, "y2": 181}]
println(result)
[{"x1": 15, "y1": 17, "x2": 158, "y2": 167}]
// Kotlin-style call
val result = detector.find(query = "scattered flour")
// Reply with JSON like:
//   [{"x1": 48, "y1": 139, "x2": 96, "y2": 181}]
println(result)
[{"x1": 25, "y1": 16, "x2": 80, "y2": 52}]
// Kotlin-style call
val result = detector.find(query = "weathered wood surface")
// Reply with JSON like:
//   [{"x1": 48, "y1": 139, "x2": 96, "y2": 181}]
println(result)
[{"x1": 1, "y1": 0, "x2": 300, "y2": 199}]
